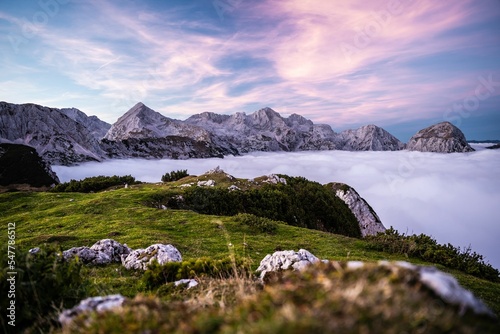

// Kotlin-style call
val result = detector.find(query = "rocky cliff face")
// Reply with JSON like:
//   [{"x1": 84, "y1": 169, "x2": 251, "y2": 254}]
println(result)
[
  {"x1": 0, "y1": 102, "x2": 106, "y2": 165},
  {"x1": 407, "y1": 122, "x2": 474, "y2": 153},
  {"x1": 60, "y1": 107, "x2": 111, "y2": 139},
  {"x1": 0, "y1": 143, "x2": 59, "y2": 188},
  {"x1": 186, "y1": 107, "x2": 340, "y2": 152},
  {"x1": 329, "y1": 182, "x2": 386, "y2": 237},
  {"x1": 103, "y1": 102, "x2": 233, "y2": 158},
  {"x1": 339, "y1": 125, "x2": 405, "y2": 151},
  {"x1": 104, "y1": 102, "x2": 213, "y2": 142}
]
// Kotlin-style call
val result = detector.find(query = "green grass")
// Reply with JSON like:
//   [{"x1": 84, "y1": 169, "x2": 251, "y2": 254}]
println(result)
[{"x1": 1, "y1": 184, "x2": 499, "y2": 332}]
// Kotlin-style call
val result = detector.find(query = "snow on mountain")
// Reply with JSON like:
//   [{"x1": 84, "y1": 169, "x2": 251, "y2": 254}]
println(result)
[
  {"x1": 0, "y1": 101, "x2": 106, "y2": 165},
  {"x1": 407, "y1": 122, "x2": 474, "y2": 153}
]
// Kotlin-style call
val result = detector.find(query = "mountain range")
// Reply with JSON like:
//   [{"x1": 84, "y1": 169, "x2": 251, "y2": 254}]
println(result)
[{"x1": 0, "y1": 101, "x2": 474, "y2": 165}]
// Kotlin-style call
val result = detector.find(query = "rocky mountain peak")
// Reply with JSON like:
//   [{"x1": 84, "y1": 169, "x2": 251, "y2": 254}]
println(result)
[
  {"x1": 339, "y1": 124, "x2": 405, "y2": 151},
  {"x1": 407, "y1": 122, "x2": 474, "y2": 153}
]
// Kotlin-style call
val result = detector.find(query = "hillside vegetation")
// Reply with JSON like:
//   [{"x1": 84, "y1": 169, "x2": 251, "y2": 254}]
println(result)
[{"x1": 0, "y1": 173, "x2": 499, "y2": 333}]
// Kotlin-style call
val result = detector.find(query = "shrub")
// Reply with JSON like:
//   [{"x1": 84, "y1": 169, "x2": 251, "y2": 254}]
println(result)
[
  {"x1": 51, "y1": 175, "x2": 136, "y2": 193},
  {"x1": 233, "y1": 213, "x2": 281, "y2": 234},
  {"x1": 161, "y1": 169, "x2": 189, "y2": 182},
  {"x1": 140, "y1": 257, "x2": 251, "y2": 290},
  {"x1": 147, "y1": 175, "x2": 362, "y2": 238},
  {"x1": 0, "y1": 246, "x2": 89, "y2": 333},
  {"x1": 366, "y1": 228, "x2": 500, "y2": 282}
]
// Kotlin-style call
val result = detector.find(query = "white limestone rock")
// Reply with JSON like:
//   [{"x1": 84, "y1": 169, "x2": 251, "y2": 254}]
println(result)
[
  {"x1": 63, "y1": 247, "x2": 111, "y2": 265},
  {"x1": 256, "y1": 249, "x2": 319, "y2": 279},
  {"x1": 262, "y1": 174, "x2": 287, "y2": 185},
  {"x1": 197, "y1": 179, "x2": 215, "y2": 187},
  {"x1": 63, "y1": 239, "x2": 131, "y2": 265},
  {"x1": 381, "y1": 261, "x2": 494, "y2": 317},
  {"x1": 90, "y1": 239, "x2": 132, "y2": 263},
  {"x1": 330, "y1": 183, "x2": 386, "y2": 237},
  {"x1": 122, "y1": 244, "x2": 182, "y2": 270},
  {"x1": 174, "y1": 279, "x2": 199, "y2": 289},
  {"x1": 59, "y1": 294, "x2": 126, "y2": 326}
]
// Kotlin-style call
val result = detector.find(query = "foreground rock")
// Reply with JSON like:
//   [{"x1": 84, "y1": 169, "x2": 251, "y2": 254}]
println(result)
[
  {"x1": 329, "y1": 182, "x2": 386, "y2": 237},
  {"x1": 256, "y1": 249, "x2": 320, "y2": 280},
  {"x1": 257, "y1": 249, "x2": 494, "y2": 317},
  {"x1": 407, "y1": 122, "x2": 474, "y2": 153},
  {"x1": 121, "y1": 244, "x2": 182, "y2": 270},
  {"x1": 59, "y1": 294, "x2": 126, "y2": 327},
  {"x1": 63, "y1": 239, "x2": 131, "y2": 265}
]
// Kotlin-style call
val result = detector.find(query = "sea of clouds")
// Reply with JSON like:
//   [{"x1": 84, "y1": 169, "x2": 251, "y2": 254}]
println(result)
[{"x1": 53, "y1": 145, "x2": 500, "y2": 270}]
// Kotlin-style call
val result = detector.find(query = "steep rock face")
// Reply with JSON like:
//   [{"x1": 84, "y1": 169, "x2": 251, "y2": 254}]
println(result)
[
  {"x1": 0, "y1": 102, "x2": 106, "y2": 165},
  {"x1": 339, "y1": 125, "x2": 405, "y2": 151},
  {"x1": 59, "y1": 107, "x2": 111, "y2": 139},
  {"x1": 186, "y1": 107, "x2": 340, "y2": 152},
  {"x1": 407, "y1": 122, "x2": 474, "y2": 153},
  {"x1": 329, "y1": 182, "x2": 386, "y2": 237},
  {"x1": 0, "y1": 143, "x2": 59, "y2": 187},
  {"x1": 104, "y1": 102, "x2": 212, "y2": 142},
  {"x1": 103, "y1": 103, "x2": 233, "y2": 158}
]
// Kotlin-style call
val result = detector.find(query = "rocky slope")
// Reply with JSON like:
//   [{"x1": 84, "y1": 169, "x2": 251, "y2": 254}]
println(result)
[
  {"x1": 102, "y1": 102, "x2": 234, "y2": 159},
  {"x1": 60, "y1": 107, "x2": 111, "y2": 139},
  {"x1": 339, "y1": 124, "x2": 406, "y2": 151},
  {"x1": 329, "y1": 182, "x2": 386, "y2": 237},
  {"x1": 0, "y1": 143, "x2": 59, "y2": 188},
  {"x1": 407, "y1": 122, "x2": 474, "y2": 153},
  {"x1": 0, "y1": 101, "x2": 106, "y2": 165}
]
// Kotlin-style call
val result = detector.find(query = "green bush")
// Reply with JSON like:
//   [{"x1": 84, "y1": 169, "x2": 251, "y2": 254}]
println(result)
[
  {"x1": 233, "y1": 213, "x2": 281, "y2": 234},
  {"x1": 141, "y1": 257, "x2": 251, "y2": 290},
  {"x1": 161, "y1": 169, "x2": 189, "y2": 182},
  {"x1": 0, "y1": 246, "x2": 89, "y2": 333},
  {"x1": 148, "y1": 175, "x2": 362, "y2": 238},
  {"x1": 366, "y1": 228, "x2": 500, "y2": 282},
  {"x1": 51, "y1": 175, "x2": 136, "y2": 193}
]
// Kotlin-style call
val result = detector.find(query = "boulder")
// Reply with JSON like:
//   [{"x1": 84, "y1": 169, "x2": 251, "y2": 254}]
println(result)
[
  {"x1": 63, "y1": 246, "x2": 110, "y2": 265},
  {"x1": 59, "y1": 294, "x2": 126, "y2": 327},
  {"x1": 63, "y1": 239, "x2": 131, "y2": 265},
  {"x1": 90, "y1": 238, "x2": 132, "y2": 262},
  {"x1": 174, "y1": 279, "x2": 199, "y2": 289},
  {"x1": 256, "y1": 249, "x2": 319, "y2": 279},
  {"x1": 121, "y1": 244, "x2": 182, "y2": 270}
]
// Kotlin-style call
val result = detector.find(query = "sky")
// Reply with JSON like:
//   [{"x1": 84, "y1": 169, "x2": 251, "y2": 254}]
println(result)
[
  {"x1": 53, "y1": 146, "x2": 500, "y2": 270},
  {"x1": 1, "y1": 0, "x2": 499, "y2": 141}
]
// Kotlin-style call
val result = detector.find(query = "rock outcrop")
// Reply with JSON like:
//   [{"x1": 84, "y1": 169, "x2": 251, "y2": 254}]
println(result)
[
  {"x1": 121, "y1": 243, "x2": 182, "y2": 270},
  {"x1": 407, "y1": 122, "x2": 474, "y2": 153},
  {"x1": 0, "y1": 143, "x2": 59, "y2": 188},
  {"x1": 63, "y1": 239, "x2": 131, "y2": 265},
  {"x1": 329, "y1": 182, "x2": 386, "y2": 237}
]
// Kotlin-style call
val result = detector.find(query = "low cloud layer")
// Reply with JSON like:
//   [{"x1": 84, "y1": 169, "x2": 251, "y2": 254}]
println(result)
[{"x1": 53, "y1": 147, "x2": 500, "y2": 269}]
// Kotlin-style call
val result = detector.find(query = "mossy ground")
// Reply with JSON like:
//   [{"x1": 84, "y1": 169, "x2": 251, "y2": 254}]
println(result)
[{"x1": 1, "y1": 183, "x2": 499, "y2": 332}]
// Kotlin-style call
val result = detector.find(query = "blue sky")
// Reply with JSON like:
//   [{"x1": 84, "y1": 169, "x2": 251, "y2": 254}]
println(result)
[{"x1": 1, "y1": 0, "x2": 499, "y2": 141}]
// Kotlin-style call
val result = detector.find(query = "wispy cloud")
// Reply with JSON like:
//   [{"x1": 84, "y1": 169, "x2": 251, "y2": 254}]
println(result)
[{"x1": 1, "y1": 0, "x2": 499, "y2": 136}]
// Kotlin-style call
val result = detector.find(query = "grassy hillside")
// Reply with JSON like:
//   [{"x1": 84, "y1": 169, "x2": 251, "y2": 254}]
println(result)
[{"x1": 1, "y1": 178, "x2": 499, "y2": 332}]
